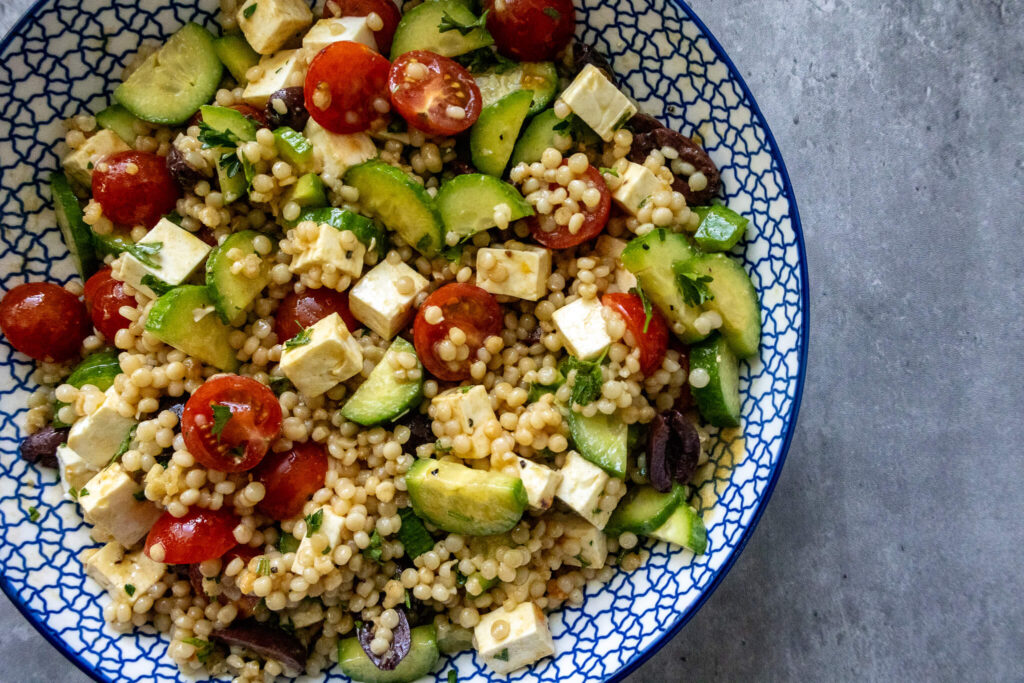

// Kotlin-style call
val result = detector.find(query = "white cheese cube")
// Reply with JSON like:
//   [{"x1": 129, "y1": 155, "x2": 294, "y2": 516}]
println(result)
[
  {"x1": 595, "y1": 235, "x2": 636, "y2": 292},
  {"x1": 242, "y1": 49, "x2": 307, "y2": 107},
  {"x1": 611, "y1": 161, "x2": 672, "y2": 217},
  {"x1": 551, "y1": 297, "x2": 612, "y2": 361},
  {"x1": 557, "y1": 514, "x2": 609, "y2": 569},
  {"x1": 62, "y1": 129, "x2": 131, "y2": 188},
  {"x1": 560, "y1": 64, "x2": 637, "y2": 142},
  {"x1": 82, "y1": 542, "x2": 166, "y2": 604},
  {"x1": 348, "y1": 260, "x2": 428, "y2": 339},
  {"x1": 290, "y1": 600, "x2": 325, "y2": 628},
  {"x1": 476, "y1": 243, "x2": 551, "y2": 301},
  {"x1": 290, "y1": 221, "x2": 366, "y2": 281},
  {"x1": 279, "y1": 312, "x2": 363, "y2": 396},
  {"x1": 291, "y1": 506, "x2": 345, "y2": 574},
  {"x1": 119, "y1": 218, "x2": 212, "y2": 298},
  {"x1": 237, "y1": 0, "x2": 313, "y2": 54},
  {"x1": 304, "y1": 119, "x2": 377, "y2": 183},
  {"x1": 474, "y1": 603, "x2": 555, "y2": 674},
  {"x1": 56, "y1": 445, "x2": 99, "y2": 500},
  {"x1": 514, "y1": 457, "x2": 561, "y2": 510},
  {"x1": 303, "y1": 17, "x2": 378, "y2": 54},
  {"x1": 67, "y1": 387, "x2": 137, "y2": 469},
  {"x1": 556, "y1": 450, "x2": 621, "y2": 529},
  {"x1": 79, "y1": 464, "x2": 162, "y2": 547},
  {"x1": 431, "y1": 386, "x2": 498, "y2": 459}
]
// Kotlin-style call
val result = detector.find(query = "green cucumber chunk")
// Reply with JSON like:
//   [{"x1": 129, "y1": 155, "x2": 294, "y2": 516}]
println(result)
[
  {"x1": 677, "y1": 253, "x2": 761, "y2": 358},
  {"x1": 273, "y1": 127, "x2": 313, "y2": 173},
  {"x1": 50, "y1": 173, "x2": 97, "y2": 278},
  {"x1": 292, "y1": 207, "x2": 387, "y2": 257},
  {"x1": 688, "y1": 333, "x2": 741, "y2": 427},
  {"x1": 213, "y1": 33, "x2": 259, "y2": 84},
  {"x1": 470, "y1": 90, "x2": 534, "y2": 177},
  {"x1": 205, "y1": 230, "x2": 274, "y2": 323},
  {"x1": 435, "y1": 174, "x2": 532, "y2": 241},
  {"x1": 341, "y1": 338, "x2": 424, "y2": 426},
  {"x1": 53, "y1": 351, "x2": 122, "y2": 428},
  {"x1": 390, "y1": 0, "x2": 493, "y2": 59},
  {"x1": 650, "y1": 502, "x2": 707, "y2": 554},
  {"x1": 144, "y1": 286, "x2": 239, "y2": 372},
  {"x1": 114, "y1": 22, "x2": 222, "y2": 125},
  {"x1": 344, "y1": 160, "x2": 444, "y2": 257},
  {"x1": 693, "y1": 204, "x2": 749, "y2": 252},
  {"x1": 283, "y1": 173, "x2": 327, "y2": 210},
  {"x1": 405, "y1": 458, "x2": 527, "y2": 535},
  {"x1": 339, "y1": 625, "x2": 439, "y2": 683},
  {"x1": 94, "y1": 104, "x2": 141, "y2": 145},
  {"x1": 397, "y1": 507, "x2": 436, "y2": 560},
  {"x1": 620, "y1": 229, "x2": 707, "y2": 344},
  {"x1": 605, "y1": 484, "x2": 684, "y2": 536},
  {"x1": 475, "y1": 61, "x2": 558, "y2": 116},
  {"x1": 567, "y1": 409, "x2": 628, "y2": 478},
  {"x1": 200, "y1": 104, "x2": 257, "y2": 204},
  {"x1": 509, "y1": 108, "x2": 575, "y2": 167}
]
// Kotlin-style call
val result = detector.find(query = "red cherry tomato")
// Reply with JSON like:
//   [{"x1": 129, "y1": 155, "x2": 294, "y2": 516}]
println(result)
[
  {"x1": 413, "y1": 283, "x2": 502, "y2": 381},
  {"x1": 182, "y1": 375, "x2": 283, "y2": 472},
  {"x1": 387, "y1": 51, "x2": 482, "y2": 136},
  {"x1": 323, "y1": 0, "x2": 401, "y2": 55},
  {"x1": 602, "y1": 292, "x2": 669, "y2": 376},
  {"x1": 527, "y1": 164, "x2": 611, "y2": 249},
  {"x1": 484, "y1": 0, "x2": 575, "y2": 61},
  {"x1": 305, "y1": 41, "x2": 391, "y2": 134},
  {"x1": 0, "y1": 283, "x2": 89, "y2": 362},
  {"x1": 83, "y1": 267, "x2": 134, "y2": 341},
  {"x1": 253, "y1": 442, "x2": 329, "y2": 520},
  {"x1": 274, "y1": 289, "x2": 360, "y2": 342},
  {"x1": 145, "y1": 507, "x2": 240, "y2": 564},
  {"x1": 92, "y1": 150, "x2": 179, "y2": 228}
]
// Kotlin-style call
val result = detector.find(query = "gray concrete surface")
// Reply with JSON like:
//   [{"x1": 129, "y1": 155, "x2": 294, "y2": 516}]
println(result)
[{"x1": 2, "y1": 0, "x2": 1023, "y2": 681}]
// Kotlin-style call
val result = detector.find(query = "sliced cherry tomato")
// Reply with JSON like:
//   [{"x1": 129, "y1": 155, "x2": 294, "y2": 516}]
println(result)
[
  {"x1": 253, "y1": 442, "x2": 329, "y2": 520},
  {"x1": 0, "y1": 283, "x2": 89, "y2": 362},
  {"x1": 274, "y1": 289, "x2": 359, "y2": 342},
  {"x1": 527, "y1": 164, "x2": 611, "y2": 249},
  {"x1": 145, "y1": 507, "x2": 240, "y2": 564},
  {"x1": 483, "y1": 0, "x2": 575, "y2": 61},
  {"x1": 305, "y1": 41, "x2": 391, "y2": 134},
  {"x1": 83, "y1": 267, "x2": 135, "y2": 341},
  {"x1": 182, "y1": 375, "x2": 283, "y2": 472},
  {"x1": 602, "y1": 292, "x2": 669, "y2": 376},
  {"x1": 323, "y1": 0, "x2": 401, "y2": 54},
  {"x1": 387, "y1": 51, "x2": 482, "y2": 136},
  {"x1": 413, "y1": 283, "x2": 502, "y2": 381},
  {"x1": 92, "y1": 150, "x2": 179, "y2": 228}
]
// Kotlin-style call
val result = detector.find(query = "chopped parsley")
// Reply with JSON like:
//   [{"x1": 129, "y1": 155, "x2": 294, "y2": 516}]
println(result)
[
  {"x1": 242, "y1": 3, "x2": 257, "y2": 19},
  {"x1": 124, "y1": 584, "x2": 136, "y2": 596},
  {"x1": 133, "y1": 489, "x2": 146, "y2": 501},
  {"x1": 599, "y1": 166, "x2": 619, "y2": 177},
  {"x1": 455, "y1": 47, "x2": 517, "y2": 74},
  {"x1": 449, "y1": 671, "x2": 458, "y2": 683},
  {"x1": 125, "y1": 242, "x2": 163, "y2": 268},
  {"x1": 183, "y1": 637, "x2": 214, "y2": 663},
  {"x1": 210, "y1": 403, "x2": 233, "y2": 440},
  {"x1": 197, "y1": 122, "x2": 239, "y2": 149},
  {"x1": 257, "y1": 557, "x2": 271, "y2": 576},
  {"x1": 140, "y1": 274, "x2": 175, "y2": 296},
  {"x1": 574, "y1": 553, "x2": 591, "y2": 568},
  {"x1": 559, "y1": 355, "x2": 605, "y2": 407},
  {"x1": 110, "y1": 424, "x2": 138, "y2": 465},
  {"x1": 438, "y1": 9, "x2": 489, "y2": 35},
  {"x1": 433, "y1": 440, "x2": 453, "y2": 455},
  {"x1": 405, "y1": 591, "x2": 412, "y2": 610},
  {"x1": 284, "y1": 321, "x2": 312, "y2": 349},
  {"x1": 267, "y1": 375, "x2": 295, "y2": 395},
  {"x1": 305, "y1": 509, "x2": 324, "y2": 536},
  {"x1": 542, "y1": 6, "x2": 561, "y2": 19},
  {"x1": 277, "y1": 532, "x2": 300, "y2": 554},
  {"x1": 675, "y1": 269, "x2": 715, "y2": 307},
  {"x1": 27, "y1": 506, "x2": 40, "y2": 522},
  {"x1": 494, "y1": 648, "x2": 510, "y2": 662},
  {"x1": 630, "y1": 281, "x2": 654, "y2": 333},
  {"x1": 364, "y1": 530, "x2": 384, "y2": 564}
]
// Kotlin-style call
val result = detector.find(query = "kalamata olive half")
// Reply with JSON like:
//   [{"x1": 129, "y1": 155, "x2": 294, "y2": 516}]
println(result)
[
  {"x1": 356, "y1": 609, "x2": 411, "y2": 671},
  {"x1": 211, "y1": 620, "x2": 307, "y2": 673},
  {"x1": 628, "y1": 122, "x2": 721, "y2": 205},
  {"x1": 265, "y1": 87, "x2": 309, "y2": 131},
  {"x1": 19, "y1": 426, "x2": 69, "y2": 469},
  {"x1": 165, "y1": 146, "x2": 205, "y2": 192},
  {"x1": 572, "y1": 43, "x2": 617, "y2": 85},
  {"x1": 646, "y1": 410, "x2": 701, "y2": 492}
]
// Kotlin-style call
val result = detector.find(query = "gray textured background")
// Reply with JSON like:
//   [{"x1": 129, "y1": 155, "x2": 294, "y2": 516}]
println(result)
[{"x1": 2, "y1": 0, "x2": 1023, "y2": 681}]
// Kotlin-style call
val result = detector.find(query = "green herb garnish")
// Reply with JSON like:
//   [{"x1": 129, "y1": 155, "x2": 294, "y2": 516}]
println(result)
[
  {"x1": 124, "y1": 584, "x2": 136, "y2": 596},
  {"x1": 183, "y1": 637, "x2": 214, "y2": 663},
  {"x1": 364, "y1": 530, "x2": 383, "y2": 565},
  {"x1": 284, "y1": 321, "x2": 312, "y2": 349},
  {"x1": 494, "y1": 648, "x2": 509, "y2": 662},
  {"x1": 126, "y1": 242, "x2": 163, "y2": 268},
  {"x1": 27, "y1": 506, "x2": 40, "y2": 522},
  {"x1": 140, "y1": 274, "x2": 175, "y2": 296},
  {"x1": 305, "y1": 509, "x2": 323, "y2": 536},
  {"x1": 267, "y1": 375, "x2": 295, "y2": 395},
  {"x1": 277, "y1": 532, "x2": 300, "y2": 554},
  {"x1": 197, "y1": 122, "x2": 239, "y2": 149},
  {"x1": 675, "y1": 269, "x2": 714, "y2": 307},
  {"x1": 599, "y1": 166, "x2": 619, "y2": 177},
  {"x1": 211, "y1": 403, "x2": 233, "y2": 440},
  {"x1": 242, "y1": 3, "x2": 257, "y2": 19},
  {"x1": 449, "y1": 671, "x2": 458, "y2": 683},
  {"x1": 630, "y1": 281, "x2": 654, "y2": 333},
  {"x1": 257, "y1": 557, "x2": 271, "y2": 576},
  {"x1": 455, "y1": 47, "x2": 517, "y2": 74},
  {"x1": 559, "y1": 355, "x2": 604, "y2": 407},
  {"x1": 110, "y1": 424, "x2": 138, "y2": 465},
  {"x1": 542, "y1": 6, "x2": 561, "y2": 19}
]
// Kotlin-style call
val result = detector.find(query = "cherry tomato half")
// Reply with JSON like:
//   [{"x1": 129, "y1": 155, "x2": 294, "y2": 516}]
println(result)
[
  {"x1": 0, "y1": 283, "x2": 89, "y2": 362},
  {"x1": 93, "y1": 150, "x2": 180, "y2": 228},
  {"x1": 388, "y1": 51, "x2": 482, "y2": 136},
  {"x1": 602, "y1": 292, "x2": 669, "y2": 376},
  {"x1": 274, "y1": 289, "x2": 360, "y2": 343},
  {"x1": 305, "y1": 41, "x2": 391, "y2": 134},
  {"x1": 182, "y1": 375, "x2": 283, "y2": 472},
  {"x1": 323, "y1": 0, "x2": 401, "y2": 55},
  {"x1": 83, "y1": 267, "x2": 135, "y2": 341},
  {"x1": 527, "y1": 164, "x2": 611, "y2": 249},
  {"x1": 413, "y1": 283, "x2": 502, "y2": 381},
  {"x1": 484, "y1": 0, "x2": 575, "y2": 62},
  {"x1": 253, "y1": 441, "x2": 329, "y2": 520},
  {"x1": 145, "y1": 507, "x2": 240, "y2": 564}
]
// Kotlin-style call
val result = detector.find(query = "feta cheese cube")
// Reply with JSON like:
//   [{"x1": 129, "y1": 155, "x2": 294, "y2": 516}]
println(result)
[
  {"x1": 118, "y1": 218, "x2": 212, "y2": 298},
  {"x1": 476, "y1": 243, "x2": 551, "y2": 301},
  {"x1": 56, "y1": 445, "x2": 99, "y2": 500},
  {"x1": 237, "y1": 0, "x2": 313, "y2": 54},
  {"x1": 279, "y1": 312, "x2": 363, "y2": 396},
  {"x1": 82, "y1": 542, "x2": 166, "y2": 603},
  {"x1": 431, "y1": 386, "x2": 498, "y2": 459},
  {"x1": 242, "y1": 49, "x2": 307, "y2": 107},
  {"x1": 514, "y1": 457, "x2": 561, "y2": 510},
  {"x1": 62, "y1": 129, "x2": 131, "y2": 188},
  {"x1": 348, "y1": 260, "x2": 429, "y2": 339},
  {"x1": 595, "y1": 235, "x2": 636, "y2": 292},
  {"x1": 551, "y1": 297, "x2": 612, "y2": 361},
  {"x1": 474, "y1": 602, "x2": 555, "y2": 674},
  {"x1": 291, "y1": 506, "x2": 345, "y2": 574},
  {"x1": 304, "y1": 119, "x2": 377, "y2": 183},
  {"x1": 290, "y1": 221, "x2": 366, "y2": 282},
  {"x1": 611, "y1": 161, "x2": 672, "y2": 217},
  {"x1": 67, "y1": 387, "x2": 137, "y2": 469},
  {"x1": 555, "y1": 450, "x2": 622, "y2": 529},
  {"x1": 557, "y1": 514, "x2": 609, "y2": 569},
  {"x1": 79, "y1": 464, "x2": 162, "y2": 547},
  {"x1": 303, "y1": 17, "x2": 378, "y2": 54},
  {"x1": 560, "y1": 64, "x2": 637, "y2": 142}
]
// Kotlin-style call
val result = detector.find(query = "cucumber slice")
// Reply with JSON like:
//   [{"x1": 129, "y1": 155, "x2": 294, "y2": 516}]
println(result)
[
  {"x1": 405, "y1": 458, "x2": 527, "y2": 536},
  {"x1": 291, "y1": 207, "x2": 387, "y2": 257},
  {"x1": 94, "y1": 104, "x2": 141, "y2": 145},
  {"x1": 339, "y1": 625, "x2": 439, "y2": 683},
  {"x1": 678, "y1": 253, "x2": 761, "y2": 358},
  {"x1": 200, "y1": 105, "x2": 258, "y2": 204},
  {"x1": 273, "y1": 127, "x2": 313, "y2": 173},
  {"x1": 213, "y1": 33, "x2": 259, "y2": 84},
  {"x1": 205, "y1": 230, "x2": 274, "y2": 324},
  {"x1": 693, "y1": 204, "x2": 749, "y2": 252},
  {"x1": 620, "y1": 229, "x2": 707, "y2": 344},
  {"x1": 53, "y1": 351, "x2": 122, "y2": 428},
  {"x1": 114, "y1": 23, "x2": 223, "y2": 125},
  {"x1": 475, "y1": 61, "x2": 558, "y2": 116},
  {"x1": 390, "y1": 0, "x2": 493, "y2": 59},
  {"x1": 341, "y1": 338, "x2": 423, "y2": 426},
  {"x1": 470, "y1": 90, "x2": 534, "y2": 177},
  {"x1": 50, "y1": 173, "x2": 97, "y2": 278},
  {"x1": 650, "y1": 503, "x2": 707, "y2": 554},
  {"x1": 282, "y1": 173, "x2": 327, "y2": 210},
  {"x1": 144, "y1": 285, "x2": 239, "y2": 372},
  {"x1": 344, "y1": 160, "x2": 444, "y2": 257},
  {"x1": 605, "y1": 484, "x2": 684, "y2": 536},
  {"x1": 435, "y1": 174, "x2": 532, "y2": 241},
  {"x1": 567, "y1": 409, "x2": 628, "y2": 478},
  {"x1": 688, "y1": 333, "x2": 741, "y2": 427}
]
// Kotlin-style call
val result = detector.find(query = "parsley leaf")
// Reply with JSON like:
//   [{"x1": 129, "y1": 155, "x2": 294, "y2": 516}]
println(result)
[
  {"x1": 284, "y1": 321, "x2": 312, "y2": 349},
  {"x1": 305, "y1": 509, "x2": 324, "y2": 536},
  {"x1": 559, "y1": 355, "x2": 604, "y2": 407},
  {"x1": 405, "y1": 591, "x2": 412, "y2": 610},
  {"x1": 124, "y1": 584, "x2": 136, "y2": 596},
  {"x1": 438, "y1": 9, "x2": 489, "y2": 35},
  {"x1": 455, "y1": 47, "x2": 517, "y2": 74},
  {"x1": 599, "y1": 166, "x2": 619, "y2": 177},
  {"x1": 110, "y1": 424, "x2": 138, "y2": 465},
  {"x1": 675, "y1": 268, "x2": 715, "y2": 307},
  {"x1": 449, "y1": 671, "x2": 458, "y2": 683},
  {"x1": 133, "y1": 489, "x2": 146, "y2": 501},
  {"x1": 140, "y1": 274, "x2": 174, "y2": 296},
  {"x1": 256, "y1": 557, "x2": 271, "y2": 576},
  {"x1": 69, "y1": 487, "x2": 79, "y2": 500},
  {"x1": 494, "y1": 648, "x2": 510, "y2": 662},
  {"x1": 126, "y1": 242, "x2": 163, "y2": 268},
  {"x1": 211, "y1": 403, "x2": 233, "y2": 441},
  {"x1": 277, "y1": 532, "x2": 301, "y2": 554},
  {"x1": 433, "y1": 439, "x2": 453, "y2": 455},
  {"x1": 267, "y1": 375, "x2": 295, "y2": 395},
  {"x1": 364, "y1": 530, "x2": 384, "y2": 565},
  {"x1": 242, "y1": 3, "x2": 257, "y2": 19},
  {"x1": 79, "y1": 487, "x2": 90, "y2": 498},
  {"x1": 27, "y1": 506, "x2": 40, "y2": 522},
  {"x1": 630, "y1": 281, "x2": 654, "y2": 333},
  {"x1": 542, "y1": 6, "x2": 561, "y2": 19},
  {"x1": 183, "y1": 637, "x2": 214, "y2": 663},
  {"x1": 197, "y1": 122, "x2": 239, "y2": 150}
]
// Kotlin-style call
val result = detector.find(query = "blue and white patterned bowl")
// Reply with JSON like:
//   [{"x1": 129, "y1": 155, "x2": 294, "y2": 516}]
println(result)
[{"x1": 0, "y1": 0, "x2": 807, "y2": 681}]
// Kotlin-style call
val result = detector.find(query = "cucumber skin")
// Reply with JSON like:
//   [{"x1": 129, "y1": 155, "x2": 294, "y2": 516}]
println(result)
[
  {"x1": 470, "y1": 90, "x2": 534, "y2": 177},
  {"x1": 406, "y1": 459, "x2": 528, "y2": 536},
  {"x1": 50, "y1": 173, "x2": 97, "y2": 278},
  {"x1": 567, "y1": 410, "x2": 628, "y2": 478},
  {"x1": 693, "y1": 204, "x2": 749, "y2": 252},
  {"x1": 689, "y1": 334, "x2": 741, "y2": 428},
  {"x1": 213, "y1": 33, "x2": 259, "y2": 84},
  {"x1": 53, "y1": 351, "x2": 121, "y2": 427},
  {"x1": 509, "y1": 109, "x2": 563, "y2": 167},
  {"x1": 340, "y1": 338, "x2": 423, "y2": 426},
  {"x1": 95, "y1": 105, "x2": 141, "y2": 145},
  {"x1": 435, "y1": 174, "x2": 533, "y2": 239},
  {"x1": 339, "y1": 625, "x2": 439, "y2": 683},
  {"x1": 651, "y1": 503, "x2": 707, "y2": 554},
  {"x1": 145, "y1": 286, "x2": 240, "y2": 372},
  {"x1": 205, "y1": 230, "x2": 274, "y2": 323},
  {"x1": 390, "y1": 0, "x2": 493, "y2": 59},
  {"x1": 605, "y1": 484, "x2": 684, "y2": 537}
]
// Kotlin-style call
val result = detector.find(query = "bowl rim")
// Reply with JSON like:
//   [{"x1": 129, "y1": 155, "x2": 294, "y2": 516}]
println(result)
[{"x1": 0, "y1": 0, "x2": 808, "y2": 681}]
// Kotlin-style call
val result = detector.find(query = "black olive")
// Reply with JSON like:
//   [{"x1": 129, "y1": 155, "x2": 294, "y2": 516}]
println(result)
[
  {"x1": 356, "y1": 609, "x2": 411, "y2": 670},
  {"x1": 264, "y1": 87, "x2": 309, "y2": 131},
  {"x1": 211, "y1": 621, "x2": 306, "y2": 673},
  {"x1": 165, "y1": 146, "x2": 205, "y2": 192},
  {"x1": 627, "y1": 122, "x2": 721, "y2": 205},
  {"x1": 646, "y1": 410, "x2": 701, "y2": 492},
  {"x1": 19, "y1": 426, "x2": 69, "y2": 469},
  {"x1": 572, "y1": 43, "x2": 618, "y2": 86}
]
